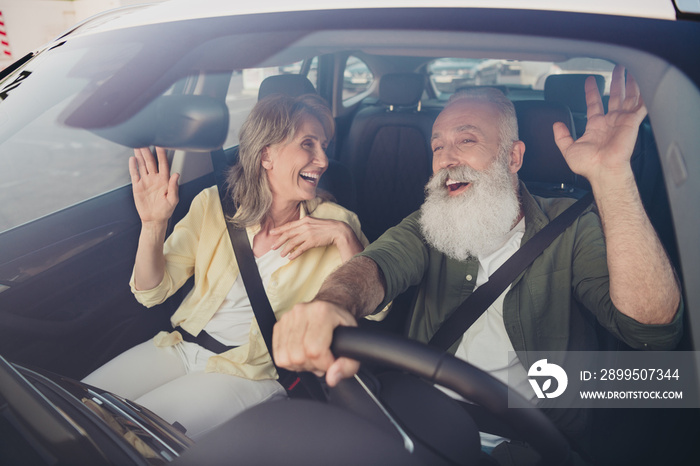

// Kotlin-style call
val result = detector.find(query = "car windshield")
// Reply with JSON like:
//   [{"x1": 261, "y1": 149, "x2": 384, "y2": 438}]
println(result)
[
  {"x1": 0, "y1": 41, "x2": 615, "y2": 234},
  {"x1": 0, "y1": 5, "x2": 697, "y2": 464},
  {"x1": 0, "y1": 43, "x2": 139, "y2": 232},
  {"x1": 0, "y1": 21, "x2": 301, "y2": 232}
]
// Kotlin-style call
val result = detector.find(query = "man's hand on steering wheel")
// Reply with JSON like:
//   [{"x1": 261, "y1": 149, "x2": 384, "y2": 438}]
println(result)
[{"x1": 273, "y1": 300, "x2": 360, "y2": 386}]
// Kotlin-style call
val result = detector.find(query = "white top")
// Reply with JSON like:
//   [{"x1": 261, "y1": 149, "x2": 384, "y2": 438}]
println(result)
[
  {"x1": 204, "y1": 248, "x2": 289, "y2": 346},
  {"x1": 455, "y1": 216, "x2": 535, "y2": 403},
  {"x1": 437, "y1": 217, "x2": 536, "y2": 449}
]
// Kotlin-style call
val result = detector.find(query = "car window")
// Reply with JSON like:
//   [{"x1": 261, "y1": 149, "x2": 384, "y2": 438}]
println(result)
[
  {"x1": 342, "y1": 55, "x2": 374, "y2": 103},
  {"x1": 223, "y1": 57, "x2": 319, "y2": 148},
  {"x1": 427, "y1": 57, "x2": 615, "y2": 99},
  {"x1": 305, "y1": 57, "x2": 319, "y2": 89},
  {"x1": 475, "y1": 58, "x2": 614, "y2": 91},
  {"x1": 427, "y1": 57, "x2": 481, "y2": 94}
]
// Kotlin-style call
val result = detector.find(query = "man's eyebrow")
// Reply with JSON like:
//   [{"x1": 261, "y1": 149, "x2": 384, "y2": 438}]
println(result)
[
  {"x1": 431, "y1": 124, "x2": 482, "y2": 142},
  {"x1": 455, "y1": 124, "x2": 481, "y2": 135}
]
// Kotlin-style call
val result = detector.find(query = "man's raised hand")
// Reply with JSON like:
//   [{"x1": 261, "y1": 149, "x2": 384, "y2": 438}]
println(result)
[{"x1": 553, "y1": 65, "x2": 647, "y2": 187}]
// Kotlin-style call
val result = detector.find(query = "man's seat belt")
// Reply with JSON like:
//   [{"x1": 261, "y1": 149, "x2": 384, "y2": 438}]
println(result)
[
  {"x1": 429, "y1": 192, "x2": 594, "y2": 351},
  {"x1": 213, "y1": 166, "x2": 326, "y2": 400}
]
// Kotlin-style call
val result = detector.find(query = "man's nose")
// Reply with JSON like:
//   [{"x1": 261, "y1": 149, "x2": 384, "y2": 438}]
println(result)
[{"x1": 434, "y1": 145, "x2": 460, "y2": 171}]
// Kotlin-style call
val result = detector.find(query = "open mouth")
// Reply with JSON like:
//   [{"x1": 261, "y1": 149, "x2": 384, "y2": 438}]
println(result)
[
  {"x1": 446, "y1": 178, "x2": 470, "y2": 194},
  {"x1": 300, "y1": 171, "x2": 320, "y2": 186}
]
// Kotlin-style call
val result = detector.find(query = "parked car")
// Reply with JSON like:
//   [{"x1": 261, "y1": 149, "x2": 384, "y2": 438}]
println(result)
[
  {"x1": 474, "y1": 59, "x2": 563, "y2": 89},
  {"x1": 0, "y1": 0, "x2": 698, "y2": 464},
  {"x1": 427, "y1": 57, "x2": 481, "y2": 93}
]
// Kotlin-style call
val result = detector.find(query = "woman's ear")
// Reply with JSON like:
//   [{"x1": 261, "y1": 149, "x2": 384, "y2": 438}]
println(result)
[{"x1": 261, "y1": 146, "x2": 273, "y2": 170}]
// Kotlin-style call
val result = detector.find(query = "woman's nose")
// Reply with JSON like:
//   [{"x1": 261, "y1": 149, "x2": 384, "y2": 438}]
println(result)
[{"x1": 314, "y1": 147, "x2": 328, "y2": 169}]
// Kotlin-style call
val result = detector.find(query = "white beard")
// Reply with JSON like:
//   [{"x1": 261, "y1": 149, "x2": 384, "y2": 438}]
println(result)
[{"x1": 419, "y1": 157, "x2": 521, "y2": 261}]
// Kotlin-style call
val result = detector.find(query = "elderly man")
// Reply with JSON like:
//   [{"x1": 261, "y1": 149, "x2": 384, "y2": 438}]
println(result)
[{"x1": 272, "y1": 66, "x2": 683, "y2": 457}]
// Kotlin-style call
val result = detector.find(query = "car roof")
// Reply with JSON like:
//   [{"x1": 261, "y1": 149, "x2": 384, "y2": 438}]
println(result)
[
  {"x1": 138, "y1": 0, "x2": 680, "y2": 20},
  {"x1": 39, "y1": 1, "x2": 698, "y2": 131},
  {"x1": 61, "y1": 0, "x2": 678, "y2": 41}
]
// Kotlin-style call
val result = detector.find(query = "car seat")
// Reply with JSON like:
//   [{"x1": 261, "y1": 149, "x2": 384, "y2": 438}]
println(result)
[
  {"x1": 340, "y1": 72, "x2": 438, "y2": 241},
  {"x1": 257, "y1": 74, "x2": 316, "y2": 100},
  {"x1": 544, "y1": 74, "x2": 605, "y2": 138},
  {"x1": 513, "y1": 99, "x2": 589, "y2": 198}
]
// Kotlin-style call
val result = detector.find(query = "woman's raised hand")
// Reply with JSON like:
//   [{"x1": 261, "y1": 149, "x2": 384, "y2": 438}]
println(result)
[
  {"x1": 270, "y1": 217, "x2": 364, "y2": 262},
  {"x1": 128, "y1": 147, "x2": 180, "y2": 225}
]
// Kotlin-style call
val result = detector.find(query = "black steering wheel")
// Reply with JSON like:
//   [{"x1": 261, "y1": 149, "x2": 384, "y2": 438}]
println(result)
[
  {"x1": 174, "y1": 326, "x2": 572, "y2": 466},
  {"x1": 331, "y1": 326, "x2": 572, "y2": 466}
]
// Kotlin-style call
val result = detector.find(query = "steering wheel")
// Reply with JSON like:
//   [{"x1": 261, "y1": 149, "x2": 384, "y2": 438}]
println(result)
[
  {"x1": 331, "y1": 326, "x2": 572, "y2": 466},
  {"x1": 174, "y1": 327, "x2": 572, "y2": 466}
]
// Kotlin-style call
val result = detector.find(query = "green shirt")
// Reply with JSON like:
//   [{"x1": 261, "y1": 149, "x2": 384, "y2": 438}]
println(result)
[{"x1": 360, "y1": 183, "x2": 683, "y2": 369}]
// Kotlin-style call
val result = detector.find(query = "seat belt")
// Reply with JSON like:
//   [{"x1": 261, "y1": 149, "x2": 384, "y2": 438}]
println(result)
[
  {"x1": 212, "y1": 159, "x2": 326, "y2": 400},
  {"x1": 429, "y1": 192, "x2": 594, "y2": 351},
  {"x1": 225, "y1": 217, "x2": 297, "y2": 385}
]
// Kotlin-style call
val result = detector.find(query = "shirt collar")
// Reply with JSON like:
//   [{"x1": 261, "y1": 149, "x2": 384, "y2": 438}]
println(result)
[{"x1": 518, "y1": 181, "x2": 551, "y2": 245}]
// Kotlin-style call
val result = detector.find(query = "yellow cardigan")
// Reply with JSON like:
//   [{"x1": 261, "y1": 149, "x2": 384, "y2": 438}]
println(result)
[{"x1": 130, "y1": 186, "x2": 368, "y2": 380}]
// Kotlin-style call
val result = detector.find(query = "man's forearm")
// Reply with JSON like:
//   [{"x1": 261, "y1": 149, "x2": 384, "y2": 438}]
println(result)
[
  {"x1": 592, "y1": 171, "x2": 680, "y2": 324},
  {"x1": 315, "y1": 255, "x2": 387, "y2": 319}
]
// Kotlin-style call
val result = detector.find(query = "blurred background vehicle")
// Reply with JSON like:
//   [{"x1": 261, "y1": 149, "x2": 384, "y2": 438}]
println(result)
[{"x1": 427, "y1": 57, "x2": 481, "y2": 93}]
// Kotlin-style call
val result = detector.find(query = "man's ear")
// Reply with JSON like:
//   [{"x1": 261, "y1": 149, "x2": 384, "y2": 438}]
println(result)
[
  {"x1": 508, "y1": 140, "x2": 525, "y2": 174},
  {"x1": 261, "y1": 146, "x2": 273, "y2": 170}
]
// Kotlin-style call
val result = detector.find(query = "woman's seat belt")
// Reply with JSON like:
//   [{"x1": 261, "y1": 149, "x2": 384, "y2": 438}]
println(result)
[{"x1": 216, "y1": 180, "x2": 326, "y2": 400}]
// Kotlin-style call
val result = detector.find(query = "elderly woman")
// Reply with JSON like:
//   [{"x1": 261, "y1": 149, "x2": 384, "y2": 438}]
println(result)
[{"x1": 83, "y1": 94, "x2": 366, "y2": 440}]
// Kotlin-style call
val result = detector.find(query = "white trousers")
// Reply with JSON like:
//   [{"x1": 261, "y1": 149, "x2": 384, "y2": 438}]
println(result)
[{"x1": 82, "y1": 340, "x2": 286, "y2": 440}]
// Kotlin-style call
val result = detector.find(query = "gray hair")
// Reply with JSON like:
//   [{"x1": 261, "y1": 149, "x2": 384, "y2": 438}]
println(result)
[
  {"x1": 226, "y1": 93, "x2": 334, "y2": 227},
  {"x1": 445, "y1": 87, "x2": 519, "y2": 154}
]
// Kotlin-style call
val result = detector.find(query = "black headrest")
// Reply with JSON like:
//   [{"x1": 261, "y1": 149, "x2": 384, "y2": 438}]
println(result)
[
  {"x1": 514, "y1": 100, "x2": 577, "y2": 186},
  {"x1": 544, "y1": 74, "x2": 605, "y2": 114},
  {"x1": 258, "y1": 74, "x2": 316, "y2": 101},
  {"x1": 379, "y1": 73, "x2": 425, "y2": 107},
  {"x1": 455, "y1": 84, "x2": 509, "y2": 96}
]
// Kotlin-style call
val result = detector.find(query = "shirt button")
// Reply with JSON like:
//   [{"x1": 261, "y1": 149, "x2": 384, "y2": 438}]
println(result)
[
  {"x1": 271, "y1": 280, "x2": 278, "y2": 287},
  {"x1": 252, "y1": 329, "x2": 259, "y2": 336},
  {"x1": 466, "y1": 274, "x2": 473, "y2": 282}
]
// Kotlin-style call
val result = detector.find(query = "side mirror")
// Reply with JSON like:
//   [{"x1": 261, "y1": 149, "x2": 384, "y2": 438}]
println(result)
[{"x1": 93, "y1": 95, "x2": 229, "y2": 151}]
